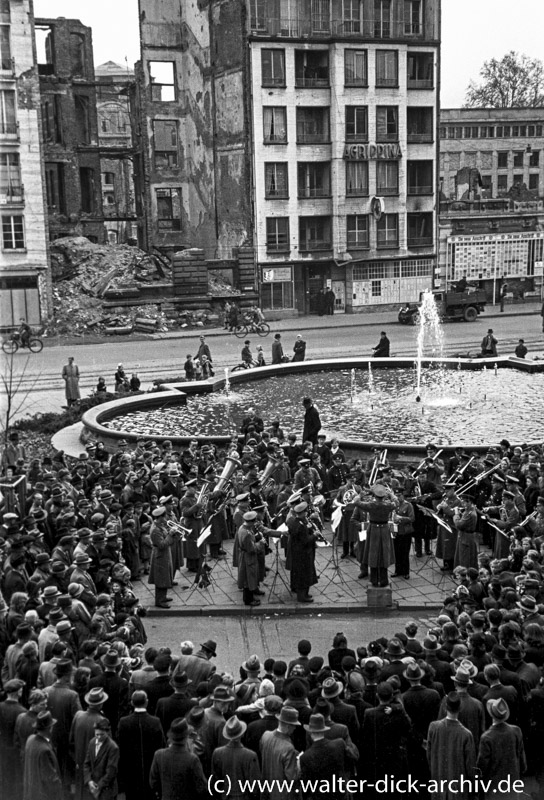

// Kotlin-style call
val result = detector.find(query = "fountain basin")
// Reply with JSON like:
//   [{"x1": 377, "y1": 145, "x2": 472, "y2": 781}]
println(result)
[{"x1": 81, "y1": 356, "x2": 544, "y2": 458}]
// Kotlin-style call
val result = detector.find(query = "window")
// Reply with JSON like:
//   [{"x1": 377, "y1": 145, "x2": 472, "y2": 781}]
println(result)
[
  {"x1": 376, "y1": 160, "x2": 399, "y2": 195},
  {"x1": 345, "y1": 106, "x2": 368, "y2": 141},
  {"x1": 407, "y1": 52, "x2": 433, "y2": 88},
  {"x1": 69, "y1": 33, "x2": 86, "y2": 75},
  {"x1": 374, "y1": 0, "x2": 391, "y2": 38},
  {"x1": 2, "y1": 215, "x2": 24, "y2": 249},
  {"x1": 372, "y1": 280, "x2": 382, "y2": 296},
  {"x1": 346, "y1": 161, "x2": 368, "y2": 196},
  {"x1": 407, "y1": 212, "x2": 433, "y2": 247},
  {"x1": 74, "y1": 95, "x2": 90, "y2": 144},
  {"x1": 296, "y1": 107, "x2": 329, "y2": 143},
  {"x1": 263, "y1": 107, "x2": 287, "y2": 143},
  {"x1": 528, "y1": 174, "x2": 539, "y2": 192},
  {"x1": 41, "y1": 96, "x2": 62, "y2": 143},
  {"x1": 513, "y1": 174, "x2": 523, "y2": 186},
  {"x1": 407, "y1": 107, "x2": 433, "y2": 142},
  {"x1": 0, "y1": 89, "x2": 16, "y2": 134},
  {"x1": 0, "y1": 152, "x2": 22, "y2": 197},
  {"x1": 103, "y1": 172, "x2": 115, "y2": 186},
  {"x1": 376, "y1": 50, "x2": 398, "y2": 87},
  {"x1": 0, "y1": 24, "x2": 11, "y2": 70},
  {"x1": 35, "y1": 24, "x2": 54, "y2": 74},
  {"x1": 344, "y1": 50, "x2": 367, "y2": 86},
  {"x1": 529, "y1": 150, "x2": 540, "y2": 167},
  {"x1": 376, "y1": 106, "x2": 398, "y2": 141},
  {"x1": 79, "y1": 168, "x2": 95, "y2": 213},
  {"x1": 481, "y1": 175, "x2": 492, "y2": 195},
  {"x1": 103, "y1": 192, "x2": 115, "y2": 206},
  {"x1": 261, "y1": 280, "x2": 294, "y2": 310},
  {"x1": 149, "y1": 62, "x2": 175, "y2": 102},
  {"x1": 376, "y1": 213, "x2": 398, "y2": 248},
  {"x1": 299, "y1": 216, "x2": 332, "y2": 251},
  {"x1": 497, "y1": 152, "x2": 508, "y2": 169},
  {"x1": 342, "y1": 0, "x2": 362, "y2": 33},
  {"x1": 249, "y1": 0, "x2": 266, "y2": 30},
  {"x1": 45, "y1": 163, "x2": 66, "y2": 212},
  {"x1": 407, "y1": 160, "x2": 433, "y2": 194},
  {"x1": 497, "y1": 175, "x2": 508, "y2": 196},
  {"x1": 266, "y1": 217, "x2": 289, "y2": 251},
  {"x1": 513, "y1": 151, "x2": 524, "y2": 168},
  {"x1": 404, "y1": 0, "x2": 422, "y2": 34},
  {"x1": 153, "y1": 120, "x2": 179, "y2": 168},
  {"x1": 503, "y1": 126, "x2": 511, "y2": 137},
  {"x1": 295, "y1": 50, "x2": 329, "y2": 87},
  {"x1": 265, "y1": 163, "x2": 289, "y2": 198},
  {"x1": 297, "y1": 162, "x2": 331, "y2": 198},
  {"x1": 101, "y1": 119, "x2": 109, "y2": 133},
  {"x1": 347, "y1": 215, "x2": 369, "y2": 248},
  {"x1": 156, "y1": 188, "x2": 182, "y2": 230},
  {"x1": 311, "y1": 0, "x2": 331, "y2": 33},
  {"x1": 261, "y1": 50, "x2": 285, "y2": 87}
]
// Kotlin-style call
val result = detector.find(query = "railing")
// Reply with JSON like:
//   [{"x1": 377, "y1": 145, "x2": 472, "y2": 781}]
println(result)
[
  {"x1": 265, "y1": 190, "x2": 289, "y2": 199},
  {"x1": 297, "y1": 132, "x2": 329, "y2": 144},
  {"x1": 249, "y1": 17, "x2": 435, "y2": 39},
  {"x1": 376, "y1": 133, "x2": 399, "y2": 142},
  {"x1": 0, "y1": 121, "x2": 19, "y2": 137},
  {"x1": 407, "y1": 236, "x2": 433, "y2": 247},
  {"x1": 347, "y1": 238, "x2": 370, "y2": 249},
  {"x1": 295, "y1": 75, "x2": 330, "y2": 88},
  {"x1": 300, "y1": 239, "x2": 332, "y2": 251},
  {"x1": 262, "y1": 76, "x2": 286, "y2": 88},
  {"x1": 407, "y1": 78, "x2": 434, "y2": 89},
  {"x1": 264, "y1": 134, "x2": 287, "y2": 144},
  {"x1": 266, "y1": 241, "x2": 290, "y2": 252},
  {"x1": 375, "y1": 78, "x2": 398, "y2": 88},
  {"x1": 298, "y1": 188, "x2": 330, "y2": 198},
  {"x1": 407, "y1": 132, "x2": 433, "y2": 143},
  {"x1": 0, "y1": 184, "x2": 24, "y2": 202},
  {"x1": 408, "y1": 185, "x2": 433, "y2": 195},
  {"x1": 377, "y1": 186, "x2": 399, "y2": 196}
]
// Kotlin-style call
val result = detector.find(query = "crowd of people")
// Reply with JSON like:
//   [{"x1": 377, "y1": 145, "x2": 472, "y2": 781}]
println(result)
[{"x1": 1, "y1": 403, "x2": 544, "y2": 798}]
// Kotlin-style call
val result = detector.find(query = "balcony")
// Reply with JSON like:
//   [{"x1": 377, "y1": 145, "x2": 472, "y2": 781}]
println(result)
[
  {"x1": 408, "y1": 236, "x2": 433, "y2": 247},
  {"x1": 0, "y1": 184, "x2": 24, "y2": 203},
  {"x1": 408, "y1": 185, "x2": 433, "y2": 195},
  {"x1": 295, "y1": 74, "x2": 329, "y2": 88},
  {"x1": 298, "y1": 188, "x2": 330, "y2": 199},
  {"x1": 249, "y1": 17, "x2": 436, "y2": 39},
  {"x1": 300, "y1": 239, "x2": 332, "y2": 252},
  {"x1": 0, "y1": 121, "x2": 19, "y2": 139},
  {"x1": 407, "y1": 132, "x2": 433, "y2": 143},
  {"x1": 376, "y1": 133, "x2": 399, "y2": 143},
  {"x1": 407, "y1": 78, "x2": 434, "y2": 90}
]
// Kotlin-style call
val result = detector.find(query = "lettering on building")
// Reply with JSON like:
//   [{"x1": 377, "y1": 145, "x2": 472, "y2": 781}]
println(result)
[{"x1": 343, "y1": 144, "x2": 402, "y2": 161}]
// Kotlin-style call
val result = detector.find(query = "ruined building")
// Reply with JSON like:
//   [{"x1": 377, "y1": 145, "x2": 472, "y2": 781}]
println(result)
[
  {"x1": 35, "y1": 16, "x2": 104, "y2": 242},
  {"x1": 134, "y1": 0, "x2": 441, "y2": 314},
  {"x1": 0, "y1": 0, "x2": 50, "y2": 328}
]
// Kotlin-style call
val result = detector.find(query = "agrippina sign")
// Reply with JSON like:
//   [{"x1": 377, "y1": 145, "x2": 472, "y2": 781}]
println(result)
[{"x1": 344, "y1": 143, "x2": 402, "y2": 160}]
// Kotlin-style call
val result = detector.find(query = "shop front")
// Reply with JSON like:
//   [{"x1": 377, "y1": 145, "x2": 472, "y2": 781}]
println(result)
[{"x1": 260, "y1": 261, "x2": 346, "y2": 315}]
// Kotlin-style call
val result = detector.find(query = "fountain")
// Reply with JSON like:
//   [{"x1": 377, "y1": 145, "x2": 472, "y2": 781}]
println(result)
[
  {"x1": 224, "y1": 367, "x2": 231, "y2": 396},
  {"x1": 350, "y1": 368, "x2": 356, "y2": 403},
  {"x1": 415, "y1": 289, "x2": 445, "y2": 402}
]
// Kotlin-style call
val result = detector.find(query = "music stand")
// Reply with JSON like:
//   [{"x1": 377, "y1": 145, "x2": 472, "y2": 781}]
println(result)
[
  {"x1": 266, "y1": 537, "x2": 293, "y2": 603},
  {"x1": 411, "y1": 505, "x2": 455, "y2": 590},
  {"x1": 185, "y1": 557, "x2": 217, "y2": 602},
  {"x1": 318, "y1": 529, "x2": 358, "y2": 600}
]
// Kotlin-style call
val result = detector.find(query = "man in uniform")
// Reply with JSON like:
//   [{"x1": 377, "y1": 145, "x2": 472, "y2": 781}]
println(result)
[
  {"x1": 286, "y1": 501, "x2": 319, "y2": 603},
  {"x1": 357, "y1": 484, "x2": 397, "y2": 587},
  {"x1": 236, "y1": 510, "x2": 266, "y2": 606}
]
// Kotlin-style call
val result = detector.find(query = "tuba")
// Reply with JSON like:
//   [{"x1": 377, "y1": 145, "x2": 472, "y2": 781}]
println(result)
[
  {"x1": 213, "y1": 455, "x2": 241, "y2": 495},
  {"x1": 260, "y1": 455, "x2": 281, "y2": 489}
]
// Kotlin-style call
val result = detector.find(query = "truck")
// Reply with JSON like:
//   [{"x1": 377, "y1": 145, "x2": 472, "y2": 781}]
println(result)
[{"x1": 398, "y1": 288, "x2": 487, "y2": 325}]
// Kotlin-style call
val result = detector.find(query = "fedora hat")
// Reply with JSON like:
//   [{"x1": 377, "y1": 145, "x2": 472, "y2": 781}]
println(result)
[
  {"x1": 200, "y1": 639, "x2": 217, "y2": 657},
  {"x1": 43, "y1": 586, "x2": 61, "y2": 600},
  {"x1": 74, "y1": 552, "x2": 91, "y2": 566},
  {"x1": 459, "y1": 659, "x2": 479, "y2": 679},
  {"x1": 223, "y1": 715, "x2": 247, "y2": 740},
  {"x1": 85, "y1": 687, "x2": 109, "y2": 706},
  {"x1": 304, "y1": 713, "x2": 331, "y2": 734},
  {"x1": 385, "y1": 638, "x2": 405, "y2": 658},
  {"x1": 101, "y1": 649, "x2": 121, "y2": 668},
  {"x1": 517, "y1": 595, "x2": 537, "y2": 612},
  {"x1": 277, "y1": 706, "x2": 301, "y2": 726},
  {"x1": 35, "y1": 553, "x2": 51, "y2": 565},
  {"x1": 54, "y1": 658, "x2": 73, "y2": 677},
  {"x1": 168, "y1": 718, "x2": 189, "y2": 742},
  {"x1": 487, "y1": 697, "x2": 510, "y2": 722},
  {"x1": 172, "y1": 671, "x2": 192, "y2": 689},
  {"x1": 212, "y1": 686, "x2": 231, "y2": 703},
  {"x1": 33, "y1": 710, "x2": 56, "y2": 731},
  {"x1": 404, "y1": 662, "x2": 424, "y2": 681},
  {"x1": 242, "y1": 655, "x2": 261, "y2": 674},
  {"x1": 321, "y1": 677, "x2": 343, "y2": 699},
  {"x1": 56, "y1": 620, "x2": 73, "y2": 635},
  {"x1": 48, "y1": 608, "x2": 64, "y2": 623},
  {"x1": 453, "y1": 666, "x2": 472, "y2": 686},
  {"x1": 68, "y1": 582, "x2": 85, "y2": 598}
]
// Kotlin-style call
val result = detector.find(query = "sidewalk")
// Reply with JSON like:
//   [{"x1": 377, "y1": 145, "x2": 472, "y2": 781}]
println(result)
[{"x1": 43, "y1": 300, "x2": 543, "y2": 348}]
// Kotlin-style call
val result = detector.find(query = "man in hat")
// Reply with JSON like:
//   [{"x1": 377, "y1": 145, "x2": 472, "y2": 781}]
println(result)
[
  {"x1": 360, "y1": 681, "x2": 411, "y2": 794},
  {"x1": 245, "y1": 695, "x2": 282, "y2": 759},
  {"x1": 427, "y1": 692, "x2": 476, "y2": 800},
  {"x1": 171, "y1": 639, "x2": 217, "y2": 686},
  {"x1": 118, "y1": 691, "x2": 164, "y2": 800},
  {"x1": 23, "y1": 710, "x2": 62, "y2": 800},
  {"x1": 402, "y1": 662, "x2": 441, "y2": 782},
  {"x1": 481, "y1": 328, "x2": 498, "y2": 358},
  {"x1": 437, "y1": 666, "x2": 485, "y2": 749},
  {"x1": 477, "y1": 698, "x2": 526, "y2": 799},
  {"x1": 44, "y1": 658, "x2": 81, "y2": 795},
  {"x1": 286, "y1": 501, "x2": 319, "y2": 603},
  {"x1": 260, "y1": 706, "x2": 300, "y2": 800},
  {"x1": 62, "y1": 356, "x2": 80, "y2": 407},
  {"x1": 148, "y1": 506, "x2": 177, "y2": 608},
  {"x1": 299, "y1": 713, "x2": 353, "y2": 796},
  {"x1": 357, "y1": 483, "x2": 397, "y2": 586},
  {"x1": 83, "y1": 717, "x2": 119, "y2": 800},
  {"x1": 70, "y1": 687, "x2": 109, "y2": 800},
  {"x1": 236, "y1": 510, "x2": 266, "y2": 606},
  {"x1": 372, "y1": 330, "x2": 390, "y2": 358},
  {"x1": 3, "y1": 621, "x2": 33, "y2": 681},
  {"x1": 0, "y1": 678, "x2": 26, "y2": 799},
  {"x1": 321, "y1": 676, "x2": 359, "y2": 743},
  {"x1": 201, "y1": 686, "x2": 231, "y2": 760},
  {"x1": 150, "y1": 718, "x2": 207, "y2": 800},
  {"x1": 211, "y1": 715, "x2": 260, "y2": 791},
  {"x1": 271, "y1": 333, "x2": 284, "y2": 365},
  {"x1": 70, "y1": 552, "x2": 97, "y2": 595},
  {"x1": 88, "y1": 650, "x2": 129, "y2": 737},
  {"x1": 155, "y1": 672, "x2": 196, "y2": 736},
  {"x1": 453, "y1": 495, "x2": 478, "y2": 570},
  {"x1": 302, "y1": 397, "x2": 321, "y2": 446},
  {"x1": 14, "y1": 689, "x2": 48, "y2": 759}
]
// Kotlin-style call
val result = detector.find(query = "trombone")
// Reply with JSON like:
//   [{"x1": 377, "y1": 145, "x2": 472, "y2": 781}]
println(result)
[
  {"x1": 411, "y1": 449, "x2": 443, "y2": 479},
  {"x1": 369, "y1": 449, "x2": 388, "y2": 485}
]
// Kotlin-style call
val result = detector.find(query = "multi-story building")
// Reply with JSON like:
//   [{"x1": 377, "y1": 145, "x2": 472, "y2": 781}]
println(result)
[
  {"x1": 0, "y1": 0, "x2": 50, "y2": 329},
  {"x1": 35, "y1": 17, "x2": 104, "y2": 242},
  {"x1": 135, "y1": 0, "x2": 441, "y2": 314},
  {"x1": 438, "y1": 108, "x2": 544, "y2": 302},
  {"x1": 96, "y1": 61, "x2": 137, "y2": 245}
]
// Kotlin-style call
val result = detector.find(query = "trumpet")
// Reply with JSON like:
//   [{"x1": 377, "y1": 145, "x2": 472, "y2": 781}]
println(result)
[{"x1": 166, "y1": 520, "x2": 192, "y2": 540}]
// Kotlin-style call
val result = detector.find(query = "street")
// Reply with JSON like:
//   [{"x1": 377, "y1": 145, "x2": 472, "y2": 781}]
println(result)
[{"x1": 3, "y1": 307, "x2": 542, "y2": 420}]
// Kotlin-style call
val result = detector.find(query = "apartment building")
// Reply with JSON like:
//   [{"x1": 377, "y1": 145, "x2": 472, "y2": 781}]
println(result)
[
  {"x1": 136, "y1": 0, "x2": 440, "y2": 313},
  {"x1": 35, "y1": 17, "x2": 104, "y2": 242},
  {"x1": 439, "y1": 108, "x2": 544, "y2": 301}
]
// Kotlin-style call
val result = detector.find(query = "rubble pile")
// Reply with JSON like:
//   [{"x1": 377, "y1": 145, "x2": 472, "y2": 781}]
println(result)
[
  {"x1": 45, "y1": 237, "x2": 172, "y2": 336},
  {"x1": 208, "y1": 271, "x2": 242, "y2": 296}
]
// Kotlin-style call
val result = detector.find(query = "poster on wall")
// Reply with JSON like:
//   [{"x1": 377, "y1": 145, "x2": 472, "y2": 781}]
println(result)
[
  {"x1": 262, "y1": 267, "x2": 292, "y2": 282},
  {"x1": 447, "y1": 233, "x2": 544, "y2": 280}
]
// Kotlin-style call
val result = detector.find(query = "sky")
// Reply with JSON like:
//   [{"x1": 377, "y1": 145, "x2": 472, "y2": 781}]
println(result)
[{"x1": 33, "y1": 0, "x2": 544, "y2": 108}]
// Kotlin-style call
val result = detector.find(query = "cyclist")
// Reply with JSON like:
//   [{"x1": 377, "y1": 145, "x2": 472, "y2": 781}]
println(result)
[
  {"x1": 241, "y1": 339, "x2": 253, "y2": 367},
  {"x1": 18, "y1": 318, "x2": 32, "y2": 348},
  {"x1": 251, "y1": 306, "x2": 265, "y2": 327}
]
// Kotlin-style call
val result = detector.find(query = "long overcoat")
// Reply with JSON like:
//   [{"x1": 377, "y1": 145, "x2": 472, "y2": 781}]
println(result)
[
  {"x1": 286, "y1": 516, "x2": 317, "y2": 592},
  {"x1": 23, "y1": 732, "x2": 63, "y2": 800},
  {"x1": 148, "y1": 521, "x2": 174, "y2": 589},
  {"x1": 83, "y1": 735, "x2": 119, "y2": 800},
  {"x1": 236, "y1": 524, "x2": 262, "y2": 591}
]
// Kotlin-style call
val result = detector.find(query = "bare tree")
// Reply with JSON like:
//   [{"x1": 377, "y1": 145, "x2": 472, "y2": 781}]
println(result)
[
  {"x1": 0, "y1": 352, "x2": 41, "y2": 448},
  {"x1": 464, "y1": 52, "x2": 544, "y2": 108}
]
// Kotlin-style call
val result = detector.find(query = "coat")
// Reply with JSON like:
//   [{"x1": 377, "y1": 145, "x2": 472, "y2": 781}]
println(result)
[
  {"x1": 211, "y1": 741, "x2": 260, "y2": 800},
  {"x1": 156, "y1": 692, "x2": 197, "y2": 736},
  {"x1": 180, "y1": 499, "x2": 204, "y2": 561},
  {"x1": 271, "y1": 340, "x2": 284, "y2": 364},
  {"x1": 477, "y1": 722, "x2": 526, "y2": 799},
  {"x1": 260, "y1": 730, "x2": 298, "y2": 800},
  {"x1": 148, "y1": 521, "x2": 174, "y2": 589},
  {"x1": 358, "y1": 499, "x2": 396, "y2": 569},
  {"x1": 149, "y1": 743, "x2": 207, "y2": 800},
  {"x1": 70, "y1": 709, "x2": 106, "y2": 800},
  {"x1": 83, "y1": 735, "x2": 119, "y2": 800},
  {"x1": 236, "y1": 523, "x2": 263, "y2": 591},
  {"x1": 117, "y1": 711, "x2": 165, "y2": 800},
  {"x1": 453, "y1": 508, "x2": 478, "y2": 569},
  {"x1": 427, "y1": 718, "x2": 476, "y2": 800},
  {"x1": 62, "y1": 362, "x2": 80, "y2": 401},
  {"x1": 45, "y1": 681, "x2": 82, "y2": 783},
  {"x1": 286, "y1": 516, "x2": 317, "y2": 592},
  {"x1": 292, "y1": 339, "x2": 306, "y2": 362},
  {"x1": 23, "y1": 733, "x2": 63, "y2": 800},
  {"x1": 299, "y1": 738, "x2": 348, "y2": 800},
  {"x1": 88, "y1": 672, "x2": 129, "y2": 738},
  {"x1": 360, "y1": 703, "x2": 411, "y2": 783},
  {"x1": 0, "y1": 698, "x2": 26, "y2": 800},
  {"x1": 302, "y1": 405, "x2": 321, "y2": 445}
]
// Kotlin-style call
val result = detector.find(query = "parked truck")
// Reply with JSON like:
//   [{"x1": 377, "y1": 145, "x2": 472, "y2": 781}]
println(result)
[{"x1": 398, "y1": 288, "x2": 487, "y2": 325}]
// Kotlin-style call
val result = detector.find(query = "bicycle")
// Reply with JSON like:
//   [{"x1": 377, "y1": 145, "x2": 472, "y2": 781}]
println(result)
[
  {"x1": 232, "y1": 360, "x2": 261, "y2": 372},
  {"x1": 2, "y1": 332, "x2": 44, "y2": 354},
  {"x1": 233, "y1": 320, "x2": 271, "y2": 338}
]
